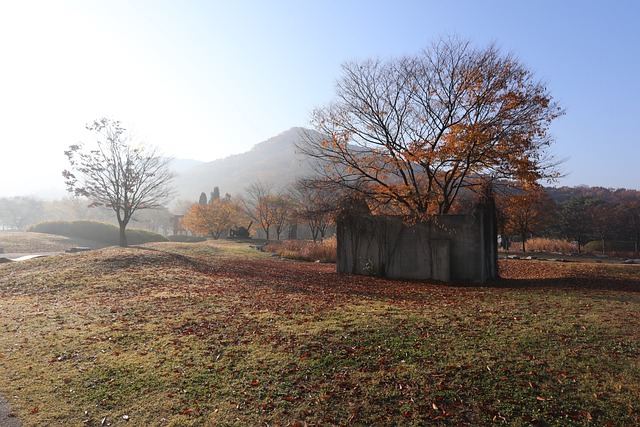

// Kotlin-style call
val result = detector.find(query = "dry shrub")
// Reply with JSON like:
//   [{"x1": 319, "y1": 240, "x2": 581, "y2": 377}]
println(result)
[
  {"x1": 526, "y1": 237, "x2": 577, "y2": 254},
  {"x1": 265, "y1": 236, "x2": 337, "y2": 262}
]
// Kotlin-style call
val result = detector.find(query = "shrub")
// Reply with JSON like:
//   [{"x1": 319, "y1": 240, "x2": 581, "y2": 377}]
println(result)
[
  {"x1": 584, "y1": 240, "x2": 636, "y2": 254},
  {"x1": 265, "y1": 236, "x2": 337, "y2": 263},
  {"x1": 127, "y1": 228, "x2": 168, "y2": 245},
  {"x1": 525, "y1": 238, "x2": 578, "y2": 254},
  {"x1": 29, "y1": 220, "x2": 167, "y2": 246},
  {"x1": 167, "y1": 235, "x2": 207, "y2": 243}
]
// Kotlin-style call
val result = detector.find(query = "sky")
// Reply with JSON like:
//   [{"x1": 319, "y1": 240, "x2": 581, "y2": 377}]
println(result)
[{"x1": 0, "y1": 0, "x2": 639, "y2": 198}]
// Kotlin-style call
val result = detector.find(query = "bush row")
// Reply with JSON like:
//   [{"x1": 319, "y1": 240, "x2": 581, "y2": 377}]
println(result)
[
  {"x1": 524, "y1": 238, "x2": 578, "y2": 253},
  {"x1": 29, "y1": 220, "x2": 168, "y2": 246},
  {"x1": 515, "y1": 237, "x2": 637, "y2": 256},
  {"x1": 584, "y1": 240, "x2": 637, "y2": 254},
  {"x1": 166, "y1": 235, "x2": 207, "y2": 243}
]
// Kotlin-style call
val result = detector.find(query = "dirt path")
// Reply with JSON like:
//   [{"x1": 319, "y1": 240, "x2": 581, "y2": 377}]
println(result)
[{"x1": 0, "y1": 394, "x2": 21, "y2": 427}]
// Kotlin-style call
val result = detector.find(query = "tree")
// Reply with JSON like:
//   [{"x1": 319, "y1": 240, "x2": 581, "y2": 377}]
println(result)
[
  {"x1": 291, "y1": 178, "x2": 341, "y2": 241},
  {"x1": 181, "y1": 197, "x2": 244, "y2": 239},
  {"x1": 131, "y1": 206, "x2": 173, "y2": 235},
  {"x1": 270, "y1": 194, "x2": 295, "y2": 240},
  {"x1": 588, "y1": 201, "x2": 617, "y2": 254},
  {"x1": 497, "y1": 185, "x2": 556, "y2": 252},
  {"x1": 44, "y1": 196, "x2": 107, "y2": 221},
  {"x1": 299, "y1": 36, "x2": 563, "y2": 219},
  {"x1": 558, "y1": 196, "x2": 596, "y2": 253},
  {"x1": 0, "y1": 196, "x2": 44, "y2": 230},
  {"x1": 241, "y1": 182, "x2": 275, "y2": 240},
  {"x1": 613, "y1": 189, "x2": 640, "y2": 254},
  {"x1": 63, "y1": 118, "x2": 175, "y2": 247},
  {"x1": 211, "y1": 187, "x2": 220, "y2": 202},
  {"x1": 199, "y1": 192, "x2": 208, "y2": 205},
  {"x1": 172, "y1": 199, "x2": 196, "y2": 216}
]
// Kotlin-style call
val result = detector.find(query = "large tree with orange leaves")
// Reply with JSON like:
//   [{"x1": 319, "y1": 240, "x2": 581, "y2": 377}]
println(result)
[
  {"x1": 181, "y1": 197, "x2": 244, "y2": 239},
  {"x1": 300, "y1": 37, "x2": 564, "y2": 218}
]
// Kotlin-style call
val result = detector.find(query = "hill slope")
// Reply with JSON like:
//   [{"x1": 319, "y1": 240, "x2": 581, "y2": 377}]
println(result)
[{"x1": 173, "y1": 127, "x2": 321, "y2": 201}]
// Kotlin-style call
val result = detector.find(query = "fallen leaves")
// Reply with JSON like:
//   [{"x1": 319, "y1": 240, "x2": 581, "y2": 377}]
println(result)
[{"x1": 0, "y1": 243, "x2": 638, "y2": 426}]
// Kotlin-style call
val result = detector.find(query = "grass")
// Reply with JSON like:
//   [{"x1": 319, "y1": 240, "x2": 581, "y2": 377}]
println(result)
[
  {"x1": 0, "y1": 231, "x2": 106, "y2": 253},
  {"x1": 0, "y1": 236, "x2": 638, "y2": 426}
]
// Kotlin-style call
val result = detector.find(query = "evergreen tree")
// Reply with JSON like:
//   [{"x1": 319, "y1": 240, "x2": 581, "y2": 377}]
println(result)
[
  {"x1": 211, "y1": 186, "x2": 220, "y2": 202},
  {"x1": 199, "y1": 192, "x2": 208, "y2": 205}
]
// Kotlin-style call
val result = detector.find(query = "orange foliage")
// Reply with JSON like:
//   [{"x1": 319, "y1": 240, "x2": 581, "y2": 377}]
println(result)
[
  {"x1": 181, "y1": 198, "x2": 244, "y2": 239},
  {"x1": 302, "y1": 37, "x2": 564, "y2": 219},
  {"x1": 497, "y1": 185, "x2": 556, "y2": 252}
]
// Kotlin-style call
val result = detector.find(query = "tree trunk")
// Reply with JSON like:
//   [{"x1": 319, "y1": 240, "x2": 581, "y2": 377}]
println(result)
[
  {"x1": 119, "y1": 222, "x2": 128, "y2": 247},
  {"x1": 310, "y1": 223, "x2": 319, "y2": 242}
]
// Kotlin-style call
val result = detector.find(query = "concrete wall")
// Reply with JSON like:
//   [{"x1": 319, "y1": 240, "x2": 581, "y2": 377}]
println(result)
[{"x1": 336, "y1": 201, "x2": 498, "y2": 283}]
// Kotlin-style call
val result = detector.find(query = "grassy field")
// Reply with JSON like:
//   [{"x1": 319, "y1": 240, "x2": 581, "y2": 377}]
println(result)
[
  {"x1": 0, "y1": 231, "x2": 107, "y2": 254},
  {"x1": 0, "y1": 237, "x2": 638, "y2": 426}
]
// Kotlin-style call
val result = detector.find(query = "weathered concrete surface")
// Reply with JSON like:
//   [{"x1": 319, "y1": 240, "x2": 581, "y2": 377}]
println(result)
[{"x1": 337, "y1": 202, "x2": 498, "y2": 283}]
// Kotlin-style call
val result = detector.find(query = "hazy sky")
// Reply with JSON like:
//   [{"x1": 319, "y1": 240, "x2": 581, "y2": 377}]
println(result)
[{"x1": 1, "y1": 0, "x2": 639, "y2": 197}]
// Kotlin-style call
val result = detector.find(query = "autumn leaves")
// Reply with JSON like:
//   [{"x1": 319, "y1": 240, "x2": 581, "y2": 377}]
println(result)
[{"x1": 301, "y1": 37, "x2": 563, "y2": 220}]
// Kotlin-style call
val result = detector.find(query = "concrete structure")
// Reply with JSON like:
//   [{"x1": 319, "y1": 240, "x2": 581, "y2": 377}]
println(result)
[{"x1": 336, "y1": 200, "x2": 498, "y2": 283}]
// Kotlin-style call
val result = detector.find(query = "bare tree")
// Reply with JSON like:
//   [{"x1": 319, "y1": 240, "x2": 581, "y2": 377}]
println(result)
[
  {"x1": 172, "y1": 199, "x2": 196, "y2": 216},
  {"x1": 0, "y1": 196, "x2": 44, "y2": 230},
  {"x1": 43, "y1": 196, "x2": 113, "y2": 222},
  {"x1": 63, "y1": 118, "x2": 175, "y2": 247},
  {"x1": 291, "y1": 179, "x2": 341, "y2": 241},
  {"x1": 242, "y1": 181, "x2": 275, "y2": 240},
  {"x1": 132, "y1": 206, "x2": 173, "y2": 234},
  {"x1": 270, "y1": 194, "x2": 295, "y2": 240},
  {"x1": 299, "y1": 36, "x2": 564, "y2": 219}
]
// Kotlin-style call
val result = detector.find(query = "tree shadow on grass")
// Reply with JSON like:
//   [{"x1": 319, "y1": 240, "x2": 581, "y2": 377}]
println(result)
[
  {"x1": 483, "y1": 276, "x2": 640, "y2": 293},
  {"x1": 129, "y1": 245, "x2": 640, "y2": 299}
]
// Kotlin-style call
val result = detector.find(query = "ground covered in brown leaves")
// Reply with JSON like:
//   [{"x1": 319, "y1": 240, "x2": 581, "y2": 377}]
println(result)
[{"x1": 0, "y1": 240, "x2": 638, "y2": 426}]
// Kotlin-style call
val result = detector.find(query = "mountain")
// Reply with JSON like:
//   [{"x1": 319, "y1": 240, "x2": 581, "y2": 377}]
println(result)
[
  {"x1": 169, "y1": 158, "x2": 205, "y2": 174},
  {"x1": 172, "y1": 127, "x2": 322, "y2": 201}
]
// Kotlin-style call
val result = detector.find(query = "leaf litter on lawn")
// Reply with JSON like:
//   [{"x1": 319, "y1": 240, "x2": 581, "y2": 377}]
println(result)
[{"x1": 0, "y1": 240, "x2": 638, "y2": 426}]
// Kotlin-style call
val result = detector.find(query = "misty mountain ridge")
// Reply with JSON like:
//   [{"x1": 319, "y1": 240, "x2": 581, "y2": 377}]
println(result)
[
  {"x1": 172, "y1": 127, "x2": 322, "y2": 202},
  {"x1": 0, "y1": 127, "x2": 320, "y2": 201},
  {"x1": 170, "y1": 158, "x2": 205, "y2": 174}
]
